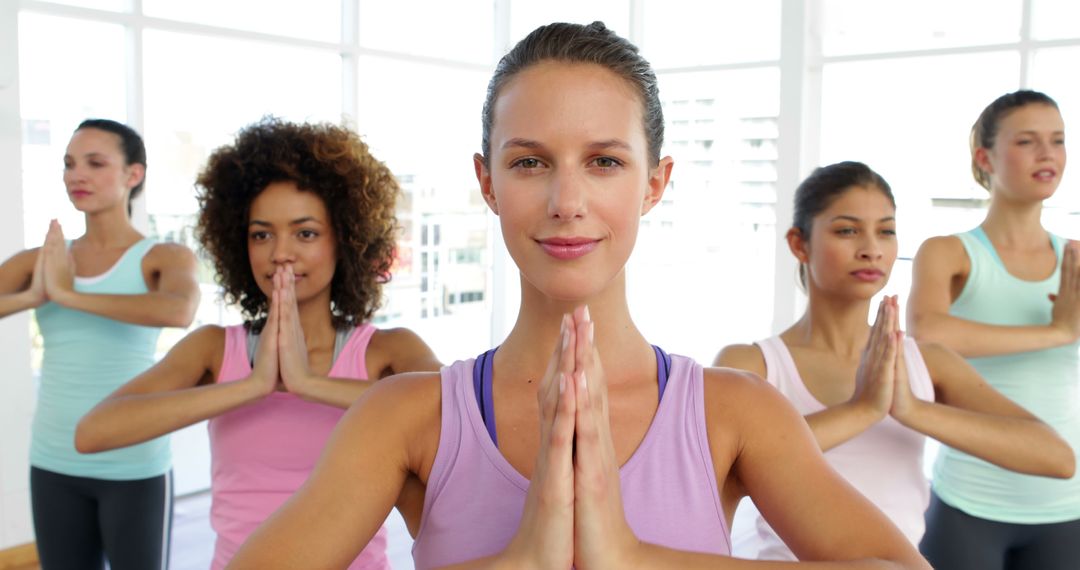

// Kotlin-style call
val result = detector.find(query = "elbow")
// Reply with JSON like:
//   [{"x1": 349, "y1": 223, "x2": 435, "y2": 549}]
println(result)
[
  {"x1": 1050, "y1": 443, "x2": 1076, "y2": 479},
  {"x1": 73, "y1": 418, "x2": 106, "y2": 454}
]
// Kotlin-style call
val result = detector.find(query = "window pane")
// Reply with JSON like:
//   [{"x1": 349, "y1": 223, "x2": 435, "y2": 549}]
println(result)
[
  {"x1": 631, "y1": 68, "x2": 779, "y2": 362},
  {"x1": 143, "y1": 0, "x2": 340, "y2": 42},
  {"x1": 356, "y1": 56, "x2": 492, "y2": 359},
  {"x1": 822, "y1": 0, "x2": 1022, "y2": 56},
  {"x1": 1032, "y1": 0, "x2": 1080, "y2": 40},
  {"x1": 1030, "y1": 47, "x2": 1080, "y2": 235},
  {"x1": 642, "y1": 0, "x2": 780, "y2": 68},
  {"x1": 359, "y1": 0, "x2": 493, "y2": 64},
  {"x1": 19, "y1": 13, "x2": 127, "y2": 248},
  {"x1": 509, "y1": 0, "x2": 630, "y2": 46},
  {"x1": 820, "y1": 53, "x2": 1020, "y2": 256},
  {"x1": 39, "y1": 0, "x2": 126, "y2": 11}
]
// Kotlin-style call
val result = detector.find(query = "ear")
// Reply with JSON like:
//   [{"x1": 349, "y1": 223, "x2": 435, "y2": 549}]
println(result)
[
  {"x1": 126, "y1": 163, "x2": 146, "y2": 191},
  {"x1": 641, "y1": 156, "x2": 674, "y2": 216},
  {"x1": 973, "y1": 146, "x2": 994, "y2": 178},
  {"x1": 474, "y1": 153, "x2": 498, "y2": 215},
  {"x1": 786, "y1": 226, "x2": 809, "y2": 264}
]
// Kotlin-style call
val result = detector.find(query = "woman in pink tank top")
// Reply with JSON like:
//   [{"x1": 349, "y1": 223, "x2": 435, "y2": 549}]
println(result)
[
  {"x1": 76, "y1": 118, "x2": 441, "y2": 569},
  {"x1": 715, "y1": 161, "x2": 1073, "y2": 559},
  {"x1": 232, "y1": 24, "x2": 930, "y2": 569}
]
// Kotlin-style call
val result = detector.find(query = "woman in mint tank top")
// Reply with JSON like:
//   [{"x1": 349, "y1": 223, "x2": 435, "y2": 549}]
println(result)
[
  {"x1": 230, "y1": 23, "x2": 928, "y2": 570},
  {"x1": 76, "y1": 118, "x2": 441, "y2": 570},
  {"x1": 0, "y1": 119, "x2": 200, "y2": 569},
  {"x1": 909, "y1": 90, "x2": 1080, "y2": 569}
]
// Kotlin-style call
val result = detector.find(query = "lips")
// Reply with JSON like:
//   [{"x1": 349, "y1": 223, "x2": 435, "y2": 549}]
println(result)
[
  {"x1": 1033, "y1": 168, "x2": 1057, "y2": 182},
  {"x1": 537, "y1": 237, "x2": 600, "y2": 260},
  {"x1": 69, "y1": 190, "x2": 91, "y2": 199},
  {"x1": 851, "y1": 269, "x2": 884, "y2": 282}
]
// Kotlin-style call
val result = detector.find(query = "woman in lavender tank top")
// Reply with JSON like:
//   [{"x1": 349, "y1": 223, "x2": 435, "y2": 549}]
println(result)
[
  {"x1": 231, "y1": 23, "x2": 929, "y2": 569},
  {"x1": 76, "y1": 119, "x2": 441, "y2": 569}
]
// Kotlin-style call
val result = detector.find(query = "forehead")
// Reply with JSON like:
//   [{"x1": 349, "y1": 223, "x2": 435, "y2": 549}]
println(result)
[
  {"x1": 818, "y1": 186, "x2": 895, "y2": 219},
  {"x1": 490, "y1": 61, "x2": 645, "y2": 148},
  {"x1": 997, "y1": 103, "x2": 1064, "y2": 135},
  {"x1": 249, "y1": 181, "x2": 330, "y2": 220},
  {"x1": 67, "y1": 128, "x2": 123, "y2": 155}
]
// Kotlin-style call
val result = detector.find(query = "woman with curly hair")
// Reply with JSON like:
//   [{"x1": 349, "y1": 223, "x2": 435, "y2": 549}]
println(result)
[{"x1": 76, "y1": 117, "x2": 440, "y2": 569}]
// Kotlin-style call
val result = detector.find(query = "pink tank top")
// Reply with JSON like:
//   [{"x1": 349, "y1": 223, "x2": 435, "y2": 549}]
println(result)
[
  {"x1": 739, "y1": 336, "x2": 935, "y2": 560},
  {"x1": 412, "y1": 353, "x2": 730, "y2": 568},
  {"x1": 208, "y1": 324, "x2": 389, "y2": 570}
]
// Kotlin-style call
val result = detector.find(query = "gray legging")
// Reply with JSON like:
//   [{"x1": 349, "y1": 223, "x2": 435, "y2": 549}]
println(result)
[
  {"x1": 30, "y1": 466, "x2": 173, "y2": 570},
  {"x1": 920, "y1": 492, "x2": 1080, "y2": 570}
]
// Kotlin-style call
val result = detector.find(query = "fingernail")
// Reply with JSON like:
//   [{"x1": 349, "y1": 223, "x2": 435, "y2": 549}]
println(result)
[
  {"x1": 563, "y1": 325, "x2": 570, "y2": 349},
  {"x1": 589, "y1": 322, "x2": 595, "y2": 344},
  {"x1": 578, "y1": 371, "x2": 587, "y2": 391},
  {"x1": 559, "y1": 374, "x2": 566, "y2": 394},
  {"x1": 583, "y1": 305, "x2": 591, "y2": 322}
]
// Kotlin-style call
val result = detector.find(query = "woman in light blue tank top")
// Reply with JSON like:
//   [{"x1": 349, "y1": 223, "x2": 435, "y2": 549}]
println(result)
[
  {"x1": 910, "y1": 90, "x2": 1080, "y2": 569},
  {"x1": 0, "y1": 119, "x2": 200, "y2": 569}
]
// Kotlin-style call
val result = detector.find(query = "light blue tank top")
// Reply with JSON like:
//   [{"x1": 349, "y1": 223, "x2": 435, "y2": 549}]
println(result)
[
  {"x1": 932, "y1": 227, "x2": 1080, "y2": 523},
  {"x1": 31, "y1": 237, "x2": 171, "y2": 480}
]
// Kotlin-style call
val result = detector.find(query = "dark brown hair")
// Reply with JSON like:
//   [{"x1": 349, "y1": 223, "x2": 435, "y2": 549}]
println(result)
[
  {"x1": 481, "y1": 21, "x2": 664, "y2": 166},
  {"x1": 195, "y1": 117, "x2": 399, "y2": 327}
]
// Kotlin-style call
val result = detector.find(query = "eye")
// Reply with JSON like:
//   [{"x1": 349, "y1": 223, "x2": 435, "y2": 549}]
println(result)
[
  {"x1": 298, "y1": 229, "x2": 319, "y2": 240},
  {"x1": 881, "y1": 228, "x2": 897, "y2": 236},
  {"x1": 249, "y1": 231, "x2": 270, "y2": 242},
  {"x1": 510, "y1": 157, "x2": 543, "y2": 170},
  {"x1": 593, "y1": 156, "x2": 622, "y2": 168},
  {"x1": 836, "y1": 227, "x2": 856, "y2": 236}
]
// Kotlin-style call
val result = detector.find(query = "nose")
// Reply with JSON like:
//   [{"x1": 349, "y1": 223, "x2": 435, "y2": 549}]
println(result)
[
  {"x1": 270, "y1": 237, "x2": 295, "y2": 265},
  {"x1": 857, "y1": 235, "x2": 884, "y2": 261},
  {"x1": 547, "y1": 168, "x2": 587, "y2": 220}
]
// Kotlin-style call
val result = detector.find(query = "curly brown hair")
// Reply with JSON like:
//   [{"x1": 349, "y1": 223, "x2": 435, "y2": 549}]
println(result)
[{"x1": 195, "y1": 117, "x2": 399, "y2": 327}]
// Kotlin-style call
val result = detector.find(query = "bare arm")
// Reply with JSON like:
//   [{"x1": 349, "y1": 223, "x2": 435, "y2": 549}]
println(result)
[
  {"x1": 892, "y1": 341, "x2": 1074, "y2": 478},
  {"x1": 907, "y1": 236, "x2": 1076, "y2": 357},
  {"x1": 227, "y1": 372, "x2": 442, "y2": 569},
  {"x1": 290, "y1": 327, "x2": 444, "y2": 409},
  {"x1": 75, "y1": 325, "x2": 269, "y2": 452},
  {"x1": 0, "y1": 248, "x2": 45, "y2": 319},
  {"x1": 51, "y1": 243, "x2": 201, "y2": 328}
]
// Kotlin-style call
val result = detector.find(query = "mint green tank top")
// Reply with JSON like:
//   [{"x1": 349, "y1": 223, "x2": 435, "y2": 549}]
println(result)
[
  {"x1": 31, "y1": 238, "x2": 171, "y2": 480},
  {"x1": 932, "y1": 228, "x2": 1080, "y2": 523}
]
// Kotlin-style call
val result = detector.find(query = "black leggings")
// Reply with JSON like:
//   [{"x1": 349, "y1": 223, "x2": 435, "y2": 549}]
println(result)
[
  {"x1": 920, "y1": 491, "x2": 1080, "y2": 570},
  {"x1": 30, "y1": 466, "x2": 173, "y2": 570}
]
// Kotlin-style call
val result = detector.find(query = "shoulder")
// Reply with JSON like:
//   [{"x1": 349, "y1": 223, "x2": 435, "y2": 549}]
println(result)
[
  {"x1": 343, "y1": 370, "x2": 444, "y2": 471},
  {"x1": 367, "y1": 326, "x2": 441, "y2": 374},
  {"x1": 914, "y1": 235, "x2": 968, "y2": 268},
  {"x1": 144, "y1": 242, "x2": 197, "y2": 270},
  {"x1": 712, "y1": 343, "x2": 766, "y2": 377},
  {"x1": 700, "y1": 366, "x2": 799, "y2": 459}
]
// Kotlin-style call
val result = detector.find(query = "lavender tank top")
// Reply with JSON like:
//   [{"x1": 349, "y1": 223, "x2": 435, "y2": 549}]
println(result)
[{"x1": 412, "y1": 352, "x2": 730, "y2": 568}]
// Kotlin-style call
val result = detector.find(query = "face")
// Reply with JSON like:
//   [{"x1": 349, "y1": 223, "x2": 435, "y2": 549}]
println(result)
[
  {"x1": 63, "y1": 128, "x2": 143, "y2": 214},
  {"x1": 247, "y1": 181, "x2": 337, "y2": 304},
  {"x1": 790, "y1": 186, "x2": 897, "y2": 299},
  {"x1": 977, "y1": 103, "x2": 1066, "y2": 202},
  {"x1": 475, "y1": 62, "x2": 672, "y2": 301}
]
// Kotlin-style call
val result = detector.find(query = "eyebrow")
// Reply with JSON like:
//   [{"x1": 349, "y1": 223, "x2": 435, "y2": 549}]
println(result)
[
  {"x1": 248, "y1": 216, "x2": 325, "y2": 227},
  {"x1": 63, "y1": 152, "x2": 108, "y2": 160},
  {"x1": 830, "y1": 215, "x2": 896, "y2": 223},
  {"x1": 500, "y1": 138, "x2": 634, "y2": 152},
  {"x1": 1014, "y1": 130, "x2": 1066, "y2": 136}
]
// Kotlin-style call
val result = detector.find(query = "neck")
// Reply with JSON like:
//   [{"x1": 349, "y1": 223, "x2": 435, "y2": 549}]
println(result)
[
  {"x1": 982, "y1": 191, "x2": 1047, "y2": 247},
  {"x1": 498, "y1": 269, "x2": 651, "y2": 384},
  {"x1": 787, "y1": 288, "x2": 873, "y2": 358},
  {"x1": 80, "y1": 205, "x2": 141, "y2": 247}
]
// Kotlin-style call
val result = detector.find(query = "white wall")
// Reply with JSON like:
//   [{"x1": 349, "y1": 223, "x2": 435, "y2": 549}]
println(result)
[{"x1": 0, "y1": 0, "x2": 36, "y2": 551}]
